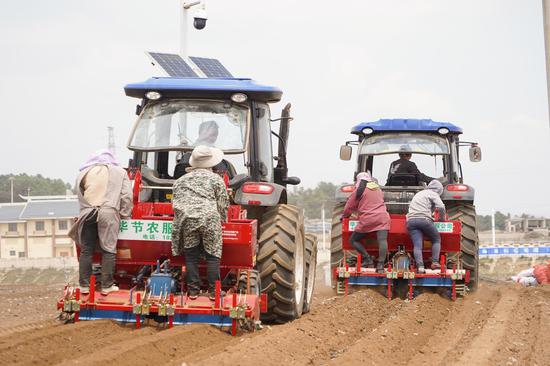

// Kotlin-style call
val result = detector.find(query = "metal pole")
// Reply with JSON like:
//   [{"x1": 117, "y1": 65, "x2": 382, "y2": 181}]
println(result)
[
  {"x1": 180, "y1": 0, "x2": 188, "y2": 58},
  {"x1": 321, "y1": 202, "x2": 326, "y2": 250},
  {"x1": 542, "y1": 0, "x2": 550, "y2": 128},
  {"x1": 9, "y1": 177, "x2": 14, "y2": 203},
  {"x1": 491, "y1": 209, "x2": 496, "y2": 246}
]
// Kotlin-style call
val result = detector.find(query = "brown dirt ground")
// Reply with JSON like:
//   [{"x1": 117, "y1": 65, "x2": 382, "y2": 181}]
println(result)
[{"x1": 0, "y1": 280, "x2": 549, "y2": 366}]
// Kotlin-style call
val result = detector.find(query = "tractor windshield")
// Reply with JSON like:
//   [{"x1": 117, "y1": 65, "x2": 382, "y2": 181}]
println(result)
[
  {"x1": 359, "y1": 133, "x2": 450, "y2": 155},
  {"x1": 128, "y1": 100, "x2": 249, "y2": 153}
]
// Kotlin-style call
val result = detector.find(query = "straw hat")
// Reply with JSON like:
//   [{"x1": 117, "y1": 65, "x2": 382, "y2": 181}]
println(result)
[{"x1": 189, "y1": 145, "x2": 224, "y2": 169}]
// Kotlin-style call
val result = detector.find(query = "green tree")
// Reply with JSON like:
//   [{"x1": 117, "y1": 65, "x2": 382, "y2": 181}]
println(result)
[
  {"x1": 476, "y1": 211, "x2": 508, "y2": 231},
  {"x1": 288, "y1": 182, "x2": 341, "y2": 219},
  {"x1": 0, "y1": 174, "x2": 72, "y2": 203}
]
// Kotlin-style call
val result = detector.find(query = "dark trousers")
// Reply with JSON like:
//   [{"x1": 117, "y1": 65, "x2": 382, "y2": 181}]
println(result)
[
  {"x1": 406, "y1": 218, "x2": 441, "y2": 267},
  {"x1": 184, "y1": 245, "x2": 220, "y2": 293},
  {"x1": 350, "y1": 230, "x2": 388, "y2": 264},
  {"x1": 79, "y1": 211, "x2": 116, "y2": 288}
]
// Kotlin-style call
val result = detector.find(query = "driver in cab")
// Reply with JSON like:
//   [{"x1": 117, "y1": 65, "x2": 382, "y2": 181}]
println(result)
[
  {"x1": 386, "y1": 146, "x2": 434, "y2": 185},
  {"x1": 194, "y1": 120, "x2": 219, "y2": 147}
]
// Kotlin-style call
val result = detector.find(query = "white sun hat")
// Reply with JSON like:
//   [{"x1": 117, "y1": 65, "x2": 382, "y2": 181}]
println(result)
[{"x1": 189, "y1": 145, "x2": 224, "y2": 168}]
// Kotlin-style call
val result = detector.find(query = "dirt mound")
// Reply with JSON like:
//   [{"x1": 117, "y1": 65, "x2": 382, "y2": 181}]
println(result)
[{"x1": 0, "y1": 282, "x2": 549, "y2": 366}]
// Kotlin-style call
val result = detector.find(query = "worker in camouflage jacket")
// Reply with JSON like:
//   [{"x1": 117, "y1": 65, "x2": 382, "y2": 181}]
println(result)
[{"x1": 171, "y1": 145, "x2": 229, "y2": 300}]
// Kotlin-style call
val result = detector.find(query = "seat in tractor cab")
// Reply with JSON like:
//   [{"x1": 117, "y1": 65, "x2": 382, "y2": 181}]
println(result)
[{"x1": 386, "y1": 173, "x2": 420, "y2": 187}]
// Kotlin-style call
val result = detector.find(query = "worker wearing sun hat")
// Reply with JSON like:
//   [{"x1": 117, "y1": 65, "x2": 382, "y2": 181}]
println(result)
[{"x1": 171, "y1": 145, "x2": 229, "y2": 300}]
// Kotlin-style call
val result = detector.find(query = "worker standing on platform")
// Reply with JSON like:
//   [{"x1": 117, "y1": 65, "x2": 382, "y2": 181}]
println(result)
[
  {"x1": 342, "y1": 171, "x2": 390, "y2": 273},
  {"x1": 171, "y1": 145, "x2": 229, "y2": 300},
  {"x1": 69, "y1": 149, "x2": 133, "y2": 295},
  {"x1": 406, "y1": 180, "x2": 446, "y2": 273}
]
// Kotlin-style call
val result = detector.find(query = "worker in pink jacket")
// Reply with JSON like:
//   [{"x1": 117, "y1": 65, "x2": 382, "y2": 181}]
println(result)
[{"x1": 342, "y1": 172, "x2": 391, "y2": 273}]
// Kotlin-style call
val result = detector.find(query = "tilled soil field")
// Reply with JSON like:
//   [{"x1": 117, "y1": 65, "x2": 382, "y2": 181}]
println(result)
[{"x1": 0, "y1": 280, "x2": 549, "y2": 366}]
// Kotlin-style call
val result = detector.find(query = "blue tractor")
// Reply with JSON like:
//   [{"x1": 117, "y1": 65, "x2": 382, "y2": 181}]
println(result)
[{"x1": 332, "y1": 119, "x2": 482, "y2": 290}]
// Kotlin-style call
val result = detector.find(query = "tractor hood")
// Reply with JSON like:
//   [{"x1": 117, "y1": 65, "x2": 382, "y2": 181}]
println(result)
[
  {"x1": 125, "y1": 77, "x2": 283, "y2": 103},
  {"x1": 351, "y1": 119, "x2": 463, "y2": 135}
]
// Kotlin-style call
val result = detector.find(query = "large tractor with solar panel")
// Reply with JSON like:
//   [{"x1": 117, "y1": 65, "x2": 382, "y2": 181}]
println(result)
[
  {"x1": 58, "y1": 54, "x2": 317, "y2": 333},
  {"x1": 331, "y1": 119, "x2": 482, "y2": 300}
]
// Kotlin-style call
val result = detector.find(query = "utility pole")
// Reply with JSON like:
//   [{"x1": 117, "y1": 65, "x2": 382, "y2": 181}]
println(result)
[
  {"x1": 107, "y1": 126, "x2": 116, "y2": 154},
  {"x1": 491, "y1": 209, "x2": 496, "y2": 246},
  {"x1": 542, "y1": 0, "x2": 550, "y2": 128},
  {"x1": 9, "y1": 177, "x2": 14, "y2": 203},
  {"x1": 321, "y1": 202, "x2": 326, "y2": 250}
]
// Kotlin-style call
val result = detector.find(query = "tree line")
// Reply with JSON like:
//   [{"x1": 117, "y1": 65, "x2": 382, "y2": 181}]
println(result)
[{"x1": 0, "y1": 174, "x2": 72, "y2": 203}]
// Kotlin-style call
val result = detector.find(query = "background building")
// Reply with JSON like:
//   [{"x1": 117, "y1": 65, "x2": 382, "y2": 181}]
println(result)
[{"x1": 0, "y1": 196, "x2": 78, "y2": 259}]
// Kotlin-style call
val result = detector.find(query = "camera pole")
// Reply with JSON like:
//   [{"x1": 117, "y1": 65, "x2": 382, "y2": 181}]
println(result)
[{"x1": 180, "y1": 0, "x2": 202, "y2": 58}]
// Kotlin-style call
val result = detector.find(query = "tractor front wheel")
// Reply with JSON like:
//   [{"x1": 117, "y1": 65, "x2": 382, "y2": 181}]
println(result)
[
  {"x1": 237, "y1": 270, "x2": 261, "y2": 296},
  {"x1": 257, "y1": 205, "x2": 306, "y2": 323},
  {"x1": 303, "y1": 233, "x2": 318, "y2": 313}
]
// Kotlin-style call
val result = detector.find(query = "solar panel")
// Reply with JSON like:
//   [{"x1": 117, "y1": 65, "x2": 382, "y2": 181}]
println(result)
[
  {"x1": 190, "y1": 56, "x2": 233, "y2": 78},
  {"x1": 147, "y1": 52, "x2": 198, "y2": 77}
]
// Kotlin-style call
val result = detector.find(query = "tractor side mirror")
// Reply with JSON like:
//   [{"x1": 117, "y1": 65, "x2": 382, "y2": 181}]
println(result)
[
  {"x1": 340, "y1": 145, "x2": 352, "y2": 161},
  {"x1": 283, "y1": 176, "x2": 301, "y2": 185},
  {"x1": 469, "y1": 145, "x2": 482, "y2": 162}
]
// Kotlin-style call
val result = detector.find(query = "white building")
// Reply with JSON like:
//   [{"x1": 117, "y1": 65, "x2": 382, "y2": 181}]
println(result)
[{"x1": 0, "y1": 196, "x2": 79, "y2": 259}]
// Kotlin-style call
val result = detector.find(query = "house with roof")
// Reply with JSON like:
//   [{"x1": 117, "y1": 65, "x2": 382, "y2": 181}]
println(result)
[
  {"x1": 0, "y1": 203, "x2": 27, "y2": 258},
  {"x1": 0, "y1": 196, "x2": 79, "y2": 259}
]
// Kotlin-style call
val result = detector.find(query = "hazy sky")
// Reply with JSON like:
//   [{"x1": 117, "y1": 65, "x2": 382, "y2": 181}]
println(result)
[{"x1": 1, "y1": 0, "x2": 549, "y2": 216}]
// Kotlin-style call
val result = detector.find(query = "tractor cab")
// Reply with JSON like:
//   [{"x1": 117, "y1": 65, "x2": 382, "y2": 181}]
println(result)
[{"x1": 124, "y1": 77, "x2": 293, "y2": 206}]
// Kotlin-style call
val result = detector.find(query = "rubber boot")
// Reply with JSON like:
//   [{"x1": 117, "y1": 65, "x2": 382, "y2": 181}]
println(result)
[{"x1": 376, "y1": 262, "x2": 385, "y2": 274}]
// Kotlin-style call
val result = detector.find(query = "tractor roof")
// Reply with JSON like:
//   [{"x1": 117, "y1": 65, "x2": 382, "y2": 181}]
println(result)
[
  {"x1": 125, "y1": 77, "x2": 282, "y2": 103},
  {"x1": 351, "y1": 119, "x2": 462, "y2": 135}
]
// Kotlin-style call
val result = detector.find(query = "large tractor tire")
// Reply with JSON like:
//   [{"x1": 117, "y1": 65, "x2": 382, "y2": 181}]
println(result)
[
  {"x1": 447, "y1": 202, "x2": 480, "y2": 291},
  {"x1": 257, "y1": 204, "x2": 306, "y2": 323},
  {"x1": 303, "y1": 233, "x2": 318, "y2": 313},
  {"x1": 330, "y1": 202, "x2": 347, "y2": 286}
]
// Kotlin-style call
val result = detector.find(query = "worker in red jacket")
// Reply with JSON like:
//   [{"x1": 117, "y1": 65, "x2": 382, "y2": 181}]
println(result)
[{"x1": 342, "y1": 172, "x2": 391, "y2": 273}]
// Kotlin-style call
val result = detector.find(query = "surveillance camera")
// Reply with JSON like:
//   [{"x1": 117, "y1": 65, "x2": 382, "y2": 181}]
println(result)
[{"x1": 193, "y1": 8, "x2": 207, "y2": 30}]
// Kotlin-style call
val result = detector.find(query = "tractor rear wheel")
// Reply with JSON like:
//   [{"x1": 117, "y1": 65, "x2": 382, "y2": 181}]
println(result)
[
  {"x1": 257, "y1": 204, "x2": 306, "y2": 323},
  {"x1": 303, "y1": 233, "x2": 318, "y2": 313},
  {"x1": 330, "y1": 202, "x2": 345, "y2": 286},
  {"x1": 447, "y1": 202, "x2": 479, "y2": 291}
]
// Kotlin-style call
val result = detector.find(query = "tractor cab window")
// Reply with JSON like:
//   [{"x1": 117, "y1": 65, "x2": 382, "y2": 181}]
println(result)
[
  {"x1": 359, "y1": 133, "x2": 450, "y2": 155},
  {"x1": 129, "y1": 100, "x2": 249, "y2": 153},
  {"x1": 359, "y1": 133, "x2": 452, "y2": 185}
]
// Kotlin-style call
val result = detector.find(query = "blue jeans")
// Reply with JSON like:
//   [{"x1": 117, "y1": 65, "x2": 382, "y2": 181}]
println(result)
[{"x1": 406, "y1": 218, "x2": 441, "y2": 267}]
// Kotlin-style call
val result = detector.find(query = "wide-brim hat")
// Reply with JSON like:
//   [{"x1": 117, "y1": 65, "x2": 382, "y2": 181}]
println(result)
[{"x1": 189, "y1": 145, "x2": 224, "y2": 168}]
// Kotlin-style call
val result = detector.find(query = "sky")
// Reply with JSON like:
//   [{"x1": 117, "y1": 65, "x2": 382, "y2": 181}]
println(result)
[{"x1": 1, "y1": 0, "x2": 549, "y2": 216}]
